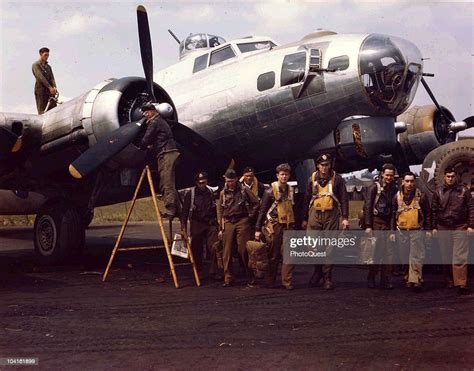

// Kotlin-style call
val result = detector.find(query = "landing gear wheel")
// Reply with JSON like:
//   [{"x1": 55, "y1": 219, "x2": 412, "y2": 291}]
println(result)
[
  {"x1": 34, "y1": 202, "x2": 85, "y2": 265},
  {"x1": 420, "y1": 139, "x2": 474, "y2": 197}
]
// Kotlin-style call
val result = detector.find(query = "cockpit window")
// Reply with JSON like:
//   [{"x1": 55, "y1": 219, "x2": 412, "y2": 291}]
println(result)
[
  {"x1": 209, "y1": 35, "x2": 225, "y2": 47},
  {"x1": 281, "y1": 52, "x2": 306, "y2": 86},
  {"x1": 209, "y1": 46, "x2": 236, "y2": 66},
  {"x1": 193, "y1": 54, "x2": 209, "y2": 73},
  {"x1": 237, "y1": 41, "x2": 276, "y2": 53},
  {"x1": 179, "y1": 33, "x2": 226, "y2": 59}
]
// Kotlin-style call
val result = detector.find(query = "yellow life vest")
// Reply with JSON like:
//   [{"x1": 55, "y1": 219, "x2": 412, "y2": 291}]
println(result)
[
  {"x1": 396, "y1": 190, "x2": 422, "y2": 230},
  {"x1": 271, "y1": 182, "x2": 295, "y2": 225},
  {"x1": 311, "y1": 172, "x2": 336, "y2": 211}
]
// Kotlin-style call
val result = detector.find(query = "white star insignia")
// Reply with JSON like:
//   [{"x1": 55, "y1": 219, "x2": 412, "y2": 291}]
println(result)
[{"x1": 423, "y1": 161, "x2": 436, "y2": 182}]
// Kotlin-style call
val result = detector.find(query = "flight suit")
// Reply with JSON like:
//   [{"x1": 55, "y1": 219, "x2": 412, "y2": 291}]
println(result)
[
  {"x1": 256, "y1": 181, "x2": 296, "y2": 288},
  {"x1": 217, "y1": 183, "x2": 260, "y2": 285},
  {"x1": 240, "y1": 176, "x2": 265, "y2": 276},
  {"x1": 181, "y1": 185, "x2": 219, "y2": 277},
  {"x1": 32, "y1": 60, "x2": 56, "y2": 114},
  {"x1": 432, "y1": 183, "x2": 473, "y2": 288},
  {"x1": 363, "y1": 180, "x2": 397, "y2": 287},
  {"x1": 302, "y1": 171, "x2": 349, "y2": 285},
  {"x1": 139, "y1": 114, "x2": 180, "y2": 216},
  {"x1": 391, "y1": 188, "x2": 431, "y2": 286}
]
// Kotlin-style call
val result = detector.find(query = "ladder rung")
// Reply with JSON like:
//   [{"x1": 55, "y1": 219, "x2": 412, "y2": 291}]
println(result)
[
  {"x1": 173, "y1": 262, "x2": 192, "y2": 266},
  {"x1": 118, "y1": 245, "x2": 164, "y2": 252}
]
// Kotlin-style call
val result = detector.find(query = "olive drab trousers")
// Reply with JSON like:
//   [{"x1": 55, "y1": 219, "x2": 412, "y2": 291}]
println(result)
[
  {"x1": 35, "y1": 89, "x2": 56, "y2": 114},
  {"x1": 437, "y1": 226, "x2": 469, "y2": 287},
  {"x1": 368, "y1": 216, "x2": 395, "y2": 282},
  {"x1": 222, "y1": 217, "x2": 254, "y2": 284},
  {"x1": 190, "y1": 220, "x2": 219, "y2": 275},
  {"x1": 307, "y1": 207, "x2": 340, "y2": 279},
  {"x1": 397, "y1": 230, "x2": 425, "y2": 284},
  {"x1": 157, "y1": 150, "x2": 180, "y2": 214},
  {"x1": 264, "y1": 222, "x2": 294, "y2": 288}
]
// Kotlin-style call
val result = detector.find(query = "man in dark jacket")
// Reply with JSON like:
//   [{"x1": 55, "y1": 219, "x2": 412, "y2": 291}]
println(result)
[
  {"x1": 302, "y1": 154, "x2": 349, "y2": 290},
  {"x1": 363, "y1": 163, "x2": 398, "y2": 289},
  {"x1": 390, "y1": 172, "x2": 431, "y2": 292},
  {"x1": 180, "y1": 172, "x2": 220, "y2": 280},
  {"x1": 240, "y1": 166, "x2": 266, "y2": 200},
  {"x1": 140, "y1": 102, "x2": 180, "y2": 218},
  {"x1": 255, "y1": 163, "x2": 295, "y2": 290},
  {"x1": 432, "y1": 167, "x2": 473, "y2": 295},
  {"x1": 32, "y1": 47, "x2": 57, "y2": 114},
  {"x1": 217, "y1": 169, "x2": 260, "y2": 287}
]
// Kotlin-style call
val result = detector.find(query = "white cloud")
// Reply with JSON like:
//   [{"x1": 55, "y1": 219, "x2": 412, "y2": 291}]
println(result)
[
  {"x1": 177, "y1": 5, "x2": 217, "y2": 21},
  {"x1": 54, "y1": 13, "x2": 111, "y2": 36},
  {"x1": 250, "y1": 1, "x2": 311, "y2": 34}
]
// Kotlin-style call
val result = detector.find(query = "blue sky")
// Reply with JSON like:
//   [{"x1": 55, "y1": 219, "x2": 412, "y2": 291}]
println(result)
[{"x1": 0, "y1": 0, "x2": 472, "y2": 136}]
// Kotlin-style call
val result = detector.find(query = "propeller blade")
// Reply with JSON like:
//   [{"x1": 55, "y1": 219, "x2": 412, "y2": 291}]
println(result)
[
  {"x1": 69, "y1": 118, "x2": 146, "y2": 179},
  {"x1": 420, "y1": 77, "x2": 452, "y2": 123},
  {"x1": 463, "y1": 116, "x2": 474, "y2": 129},
  {"x1": 0, "y1": 126, "x2": 20, "y2": 155},
  {"x1": 137, "y1": 5, "x2": 155, "y2": 101}
]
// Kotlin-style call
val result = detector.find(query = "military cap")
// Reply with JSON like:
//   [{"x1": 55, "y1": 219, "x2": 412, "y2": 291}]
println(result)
[
  {"x1": 141, "y1": 102, "x2": 157, "y2": 111},
  {"x1": 195, "y1": 172, "x2": 208, "y2": 181},
  {"x1": 316, "y1": 153, "x2": 332, "y2": 165},
  {"x1": 223, "y1": 168, "x2": 237, "y2": 179},
  {"x1": 242, "y1": 166, "x2": 255, "y2": 174}
]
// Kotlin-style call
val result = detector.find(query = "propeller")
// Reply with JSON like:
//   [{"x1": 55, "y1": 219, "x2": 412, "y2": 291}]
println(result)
[
  {"x1": 421, "y1": 77, "x2": 472, "y2": 138},
  {"x1": 69, "y1": 118, "x2": 146, "y2": 179},
  {"x1": 0, "y1": 126, "x2": 22, "y2": 155},
  {"x1": 68, "y1": 5, "x2": 156, "y2": 179}
]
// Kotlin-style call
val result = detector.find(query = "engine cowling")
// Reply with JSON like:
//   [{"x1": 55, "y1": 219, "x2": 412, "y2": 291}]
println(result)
[{"x1": 397, "y1": 104, "x2": 455, "y2": 165}]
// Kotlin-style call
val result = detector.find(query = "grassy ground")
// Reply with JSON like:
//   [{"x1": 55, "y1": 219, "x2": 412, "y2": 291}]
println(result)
[{"x1": 0, "y1": 200, "x2": 364, "y2": 226}]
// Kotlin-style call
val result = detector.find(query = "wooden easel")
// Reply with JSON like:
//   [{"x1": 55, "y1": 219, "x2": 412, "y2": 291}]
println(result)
[{"x1": 102, "y1": 165, "x2": 200, "y2": 288}]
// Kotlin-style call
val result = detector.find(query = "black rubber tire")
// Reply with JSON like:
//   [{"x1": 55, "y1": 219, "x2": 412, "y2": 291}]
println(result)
[
  {"x1": 420, "y1": 139, "x2": 474, "y2": 197},
  {"x1": 34, "y1": 202, "x2": 85, "y2": 265}
]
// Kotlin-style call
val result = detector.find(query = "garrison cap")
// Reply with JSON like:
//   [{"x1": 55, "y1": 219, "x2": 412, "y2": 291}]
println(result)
[
  {"x1": 194, "y1": 172, "x2": 208, "y2": 181},
  {"x1": 316, "y1": 153, "x2": 332, "y2": 165},
  {"x1": 223, "y1": 169, "x2": 237, "y2": 179}
]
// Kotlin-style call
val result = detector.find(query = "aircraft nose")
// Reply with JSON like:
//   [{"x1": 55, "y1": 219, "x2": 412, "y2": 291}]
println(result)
[{"x1": 359, "y1": 34, "x2": 423, "y2": 115}]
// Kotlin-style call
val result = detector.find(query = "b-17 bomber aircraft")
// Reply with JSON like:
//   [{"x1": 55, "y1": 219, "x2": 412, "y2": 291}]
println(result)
[{"x1": 0, "y1": 5, "x2": 472, "y2": 264}]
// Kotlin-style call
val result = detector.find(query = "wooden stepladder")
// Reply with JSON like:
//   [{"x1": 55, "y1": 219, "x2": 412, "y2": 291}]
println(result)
[{"x1": 102, "y1": 165, "x2": 200, "y2": 288}]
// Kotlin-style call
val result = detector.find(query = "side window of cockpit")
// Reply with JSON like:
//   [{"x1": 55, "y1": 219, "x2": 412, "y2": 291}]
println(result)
[
  {"x1": 209, "y1": 46, "x2": 236, "y2": 66},
  {"x1": 281, "y1": 52, "x2": 306, "y2": 86},
  {"x1": 193, "y1": 54, "x2": 209, "y2": 73},
  {"x1": 328, "y1": 55, "x2": 349, "y2": 71},
  {"x1": 257, "y1": 72, "x2": 275, "y2": 91}
]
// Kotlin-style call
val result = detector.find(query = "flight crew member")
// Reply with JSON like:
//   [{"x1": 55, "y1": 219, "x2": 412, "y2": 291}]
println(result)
[
  {"x1": 255, "y1": 163, "x2": 295, "y2": 290},
  {"x1": 181, "y1": 172, "x2": 221, "y2": 280},
  {"x1": 239, "y1": 166, "x2": 265, "y2": 277},
  {"x1": 240, "y1": 166, "x2": 266, "y2": 200},
  {"x1": 32, "y1": 47, "x2": 57, "y2": 114},
  {"x1": 217, "y1": 169, "x2": 260, "y2": 287},
  {"x1": 432, "y1": 167, "x2": 473, "y2": 295},
  {"x1": 390, "y1": 172, "x2": 431, "y2": 292},
  {"x1": 302, "y1": 154, "x2": 349, "y2": 290},
  {"x1": 363, "y1": 163, "x2": 398, "y2": 289},
  {"x1": 140, "y1": 102, "x2": 180, "y2": 218}
]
